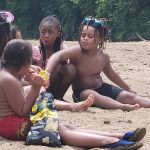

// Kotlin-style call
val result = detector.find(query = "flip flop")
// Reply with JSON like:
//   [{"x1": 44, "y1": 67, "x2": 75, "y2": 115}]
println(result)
[
  {"x1": 112, "y1": 142, "x2": 143, "y2": 150},
  {"x1": 123, "y1": 128, "x2": 146, "y2": 142},
  {"x1": 102, "y1": 139, "x2": 142, "y2": 149}
]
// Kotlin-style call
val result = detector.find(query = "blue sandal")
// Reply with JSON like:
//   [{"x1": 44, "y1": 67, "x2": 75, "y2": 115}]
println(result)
[
  {"x1": 123, "y1": 128, "x2": 146, "y2": 142},
  {"x1": 102, "y1": 140, "x2": 143, "y2": 149}
]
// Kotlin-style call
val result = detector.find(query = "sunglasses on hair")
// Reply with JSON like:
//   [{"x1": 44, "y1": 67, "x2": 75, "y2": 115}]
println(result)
[
  {"x1": 0, "y1": 11, "x2": 14, "y2": 25},
  {"x1": 82, "y1": 16, "x2": 108, "y2": 31}
]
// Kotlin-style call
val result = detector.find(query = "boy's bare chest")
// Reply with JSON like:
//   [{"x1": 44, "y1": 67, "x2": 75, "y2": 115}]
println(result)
[{"x1": 76, "y1": 55, "x2": 106, "y2": 75}]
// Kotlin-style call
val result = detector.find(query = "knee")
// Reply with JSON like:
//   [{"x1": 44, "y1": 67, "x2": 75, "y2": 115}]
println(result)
[
  {"x1": 120, "y1": 91, "x2": 136, "y2": 100},
  {"x1": 80, "y1": 89, "x2": 93, "y2": 99},
  {"x1": 63, "y1": 63, "x2": 76, "y2": 79},
  {"x1": 59, "y1": 122, "x2": 76, "y2": 131}
]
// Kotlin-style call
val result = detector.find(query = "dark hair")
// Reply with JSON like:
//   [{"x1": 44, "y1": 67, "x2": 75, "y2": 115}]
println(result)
[
  {"x1": 39, "y1": 15, "x2": 63, "y2": 64},
  {"x1": 79, "y1": 16, "x2": 108, "y2": 49},
  {"x1": 0, "y1": 16, "x2": 11, "y2": 56},
  {"x1": 1, "y1": 39, "x2": 32, "y2": 71},
  {"x1": 11, "y1": 24, "x2": 21, "y2": 39}
]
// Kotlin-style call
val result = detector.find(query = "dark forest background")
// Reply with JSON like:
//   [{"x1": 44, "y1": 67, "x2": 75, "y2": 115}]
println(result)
[{"x1": 0, "y1": 0, "x2": 150, "y2": 41}]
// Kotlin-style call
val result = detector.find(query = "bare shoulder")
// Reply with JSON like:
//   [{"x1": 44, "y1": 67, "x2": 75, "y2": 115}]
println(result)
[
  {"x1": 102, "y1": 51, "x2": 110, "y2": 62},
  {"x1": 0, "y1": 71, "x2": 18, "y2": 89},
  {"x1": 61, "y1": 44, "x2": 82, "y2": 56},
  {"x1": 60, "y1": 41, "x2": 67, "y2": 50}
]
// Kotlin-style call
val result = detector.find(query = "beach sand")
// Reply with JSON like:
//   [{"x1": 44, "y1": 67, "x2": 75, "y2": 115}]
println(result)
[{"x1": 1, "y1": 41, "x2": 150, "y2": 150}]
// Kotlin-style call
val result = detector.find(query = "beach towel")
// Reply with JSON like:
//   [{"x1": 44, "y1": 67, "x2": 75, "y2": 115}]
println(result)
[{"x1": 25, "y1": 91, "x2": 61, "y2": 147}]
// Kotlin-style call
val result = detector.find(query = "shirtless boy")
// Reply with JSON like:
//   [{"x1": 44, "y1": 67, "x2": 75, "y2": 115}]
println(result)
[{"x1": 46, "y1": 16, "x2": 150, "y2": 111}]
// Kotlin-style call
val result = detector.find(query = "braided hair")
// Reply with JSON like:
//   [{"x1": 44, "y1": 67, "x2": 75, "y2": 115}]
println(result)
[{"x1": 39, "y1": 15, "x2": 63, "y2": 66}]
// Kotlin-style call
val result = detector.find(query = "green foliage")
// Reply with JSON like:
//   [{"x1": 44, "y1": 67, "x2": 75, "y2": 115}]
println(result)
[
  {"x1": 78, "y1": 0, "x2": 97, "y2": 17},
  {"x1": 70, "y1": 0, "x2": 79, "y2": 4},
  {"x1": 58, "y1": 0, "x2": 82, "y2": 40},
  {"x1": 1, "y1": 0, "x2": 150, "y2": 41},
  {"x1": 96, "y1": 0, "x2": 150, "y2": 41}
]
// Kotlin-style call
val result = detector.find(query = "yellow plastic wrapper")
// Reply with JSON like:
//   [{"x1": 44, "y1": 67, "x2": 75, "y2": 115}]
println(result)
[
  {"x1": 39, "y1": 70, "x2": 50, "y2": 88},
  {"x1": 39, "y1": 70, "x2": 50, "y2": 81}
]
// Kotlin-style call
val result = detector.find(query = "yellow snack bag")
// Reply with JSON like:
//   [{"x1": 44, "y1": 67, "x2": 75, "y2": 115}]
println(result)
[
  {"x1": 39, "y1": 70, "x2": 50, "y2": 88},
  {"x1": 39, "y1": 70, "x2": 50, "y2": 81}
]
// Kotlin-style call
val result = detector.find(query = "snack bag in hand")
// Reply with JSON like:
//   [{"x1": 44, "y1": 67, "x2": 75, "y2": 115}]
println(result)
[{"x1": 39, "y1": 70, "x2": 50, "y2": 88}]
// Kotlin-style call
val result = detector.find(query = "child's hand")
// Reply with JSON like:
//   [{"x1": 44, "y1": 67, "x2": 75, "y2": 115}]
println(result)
[
  {"x1": 24, "y1": 68, "x2": 38, "y2": 82},
  {"x1": 30, "y1": 65, "x2": 42, "y2": 74},
  {"x1": 39, "y1": 70, "x2": 50, "y2": 89},
  {"x1": 24, "y1": 68, "x2": 50, "y2": 88},
  {"x1": 43, "y1": 80, "x2": 50, "y2": 89},
  {"x1": 31, "y1": 74, "x2": 45, "y2": 88}
]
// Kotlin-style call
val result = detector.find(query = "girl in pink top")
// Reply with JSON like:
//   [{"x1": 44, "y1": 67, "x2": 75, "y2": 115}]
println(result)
[{"x1": 32, "y1": 16, "x2": 75, "y2": 100}]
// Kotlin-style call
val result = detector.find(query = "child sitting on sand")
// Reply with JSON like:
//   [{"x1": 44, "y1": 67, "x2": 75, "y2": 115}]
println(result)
[
  {"x1": 0, "y1": 39, "x2": 145, "y2": 149},
  {"x1": 32, "y1": 15, "x2": 76, "y2": 100},
  {"x1": 0, "y1": 11, "x2": 93, "y2": 113},
  {"x1": 46, "y1": 16, "x2": 150, "y2": 111}
]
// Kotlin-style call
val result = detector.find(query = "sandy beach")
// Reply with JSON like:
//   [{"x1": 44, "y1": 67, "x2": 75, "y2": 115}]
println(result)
[{"x1": 1, "y1": 41, "x2": 150, "y2": 150}]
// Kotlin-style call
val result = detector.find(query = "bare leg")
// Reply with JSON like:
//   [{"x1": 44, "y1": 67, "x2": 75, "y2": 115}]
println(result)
[
  {"x1": 80, "y1": 89, "x2": 140, "y2": 111},
  {"x1": 59, "y1": 123, "x2": 119, "y2": 148},
  {"x1": 117, "y1": 91, "x2": 150, "y2": 108},
  {"x1": 55, "y1": 94, "x2": 95, "y2": 112},
  {"x1": 60, "y1": 122, "x2": 123, "y2": 139},
  {"x1": 48, "y1": 63, "x2": 76, "y2": 100}
]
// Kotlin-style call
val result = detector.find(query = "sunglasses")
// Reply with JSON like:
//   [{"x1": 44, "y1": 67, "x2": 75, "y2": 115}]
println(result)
[
  {"x1": 82, "y1": 16, "x2": 108, "y2": 31},
  {"x1": 0, "y1": 11, "x2": 14, "y2": 25}
]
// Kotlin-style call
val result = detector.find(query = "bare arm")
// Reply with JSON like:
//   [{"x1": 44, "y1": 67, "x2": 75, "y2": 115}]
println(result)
[
  {"x1": 103, "y1": 54, "x2": 131, "y2": 91},
  {"x1": 3, "y1": 75, "x2": 44, "y2": 117},
  {"x1": 46, "y1": 45, "x2": 80, "y2": 74}
]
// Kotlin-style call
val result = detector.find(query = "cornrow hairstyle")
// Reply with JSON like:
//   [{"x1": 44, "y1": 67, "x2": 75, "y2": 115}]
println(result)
[
  {"x1": 79, "y1": 16, "x2": 109, "y2": 50},
  {"x1": 39, "y1": 15, "x2": 63, "y2": 64}
]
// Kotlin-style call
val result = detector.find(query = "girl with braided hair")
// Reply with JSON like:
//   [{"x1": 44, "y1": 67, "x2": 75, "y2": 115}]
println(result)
[{"x1": 32, "y1": 16, "x2": 76, "y2": 100}]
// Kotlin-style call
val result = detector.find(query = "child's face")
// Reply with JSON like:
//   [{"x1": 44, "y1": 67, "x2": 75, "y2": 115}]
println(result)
[
  {"x1": 80, "y1": 25, "x2": 101, "y2": 51},
  {"x1": 39, "y1": 24, "x2": 60, "y2": 48}
]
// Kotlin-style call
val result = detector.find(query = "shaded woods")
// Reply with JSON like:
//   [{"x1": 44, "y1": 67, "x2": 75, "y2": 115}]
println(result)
[{"x1": 0, "y1": 0, "x2": 150, "y2": 41}]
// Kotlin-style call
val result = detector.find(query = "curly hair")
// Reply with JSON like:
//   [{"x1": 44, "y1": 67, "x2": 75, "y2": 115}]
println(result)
[
  {"x1": 1, "y1": 39, "x2": 32, "y2": 71},
  {"x1": 79, "y1": 16, "x2": 108, "y2": 50}
]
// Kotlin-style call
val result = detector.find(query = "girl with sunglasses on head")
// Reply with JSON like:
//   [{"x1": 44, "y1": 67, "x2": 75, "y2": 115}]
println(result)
[
  {"x1": 0, "y1": 11, "x2": 14, "y2": 57},
  {"x1": 46, "y1": 16, "x2": 150, "y2": 111}
]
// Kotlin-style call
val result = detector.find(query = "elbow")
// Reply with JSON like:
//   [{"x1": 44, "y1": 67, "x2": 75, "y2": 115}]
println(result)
[
  {"x1": 17, "y1": 112, "x2": 28, "y2": 118},
  {"x1": 19, "y1": 108, "x2": 30, "y2": 117}
]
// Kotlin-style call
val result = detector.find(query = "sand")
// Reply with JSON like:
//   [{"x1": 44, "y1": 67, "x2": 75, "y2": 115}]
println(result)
[{"x1": 1, "y1": 41, "x2": 150, "y2": 150}]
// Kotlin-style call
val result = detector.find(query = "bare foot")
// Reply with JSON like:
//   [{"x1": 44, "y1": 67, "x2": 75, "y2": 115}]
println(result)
[
  {"x1": 72, "y1": 94, "x2": 95, "y2": 112},
  {"x1": 122, "y1": 103, "x2": 140, "y2": 112}
]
